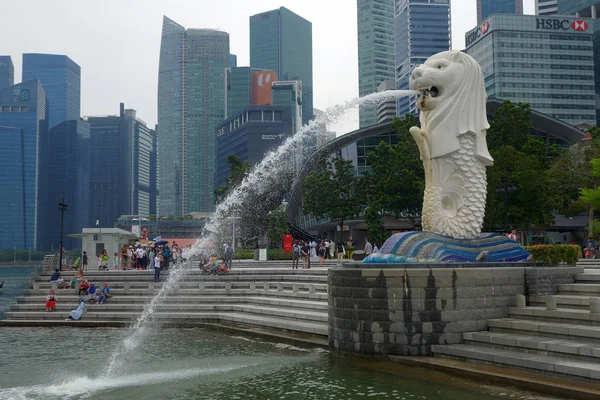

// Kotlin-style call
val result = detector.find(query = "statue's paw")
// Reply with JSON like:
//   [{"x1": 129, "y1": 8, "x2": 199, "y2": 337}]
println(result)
[{"x1": 409, "y1": 126, "x2": 421, "y2": 136}]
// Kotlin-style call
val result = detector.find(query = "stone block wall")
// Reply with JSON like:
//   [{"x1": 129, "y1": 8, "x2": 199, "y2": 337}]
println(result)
[
  {"x1": 525, "y1": 266, "x2": 583, "y2": 296},
  {"x1": 329, "y1": 267, "x2": 526, "y2": 356},
  {"x1": 329, "y1": 266, "x2": 582, "y2": 356}
]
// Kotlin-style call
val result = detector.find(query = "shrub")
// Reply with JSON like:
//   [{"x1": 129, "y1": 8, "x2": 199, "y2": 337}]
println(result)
[
  {"x1": 267, "y1": 248, "x2": 293, "y2": 260},
  {"x1": 524, "y1": 244, "x2": 580, "y2": 265},
  {"x1": 233, "y1": 249, "x2": 254, "y2": 260}
]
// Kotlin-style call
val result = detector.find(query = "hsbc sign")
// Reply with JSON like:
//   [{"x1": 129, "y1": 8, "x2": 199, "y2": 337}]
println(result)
[
  {"x1": 536, "y1": 18, "x2": 589, "y2": 31},
  {"x1": 466, "y1": 21, "x2": 491, "y2": 46}
]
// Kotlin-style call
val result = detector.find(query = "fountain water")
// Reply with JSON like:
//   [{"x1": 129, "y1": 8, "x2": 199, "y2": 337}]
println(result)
[{"x1": 103, "y1": 89, "x2": 416, "y2": 377}]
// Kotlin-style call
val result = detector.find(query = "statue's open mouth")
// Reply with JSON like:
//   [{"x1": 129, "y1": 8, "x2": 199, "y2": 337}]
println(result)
[{"x1": 419, "y1": 86, "x2": 440, "y2": 98}]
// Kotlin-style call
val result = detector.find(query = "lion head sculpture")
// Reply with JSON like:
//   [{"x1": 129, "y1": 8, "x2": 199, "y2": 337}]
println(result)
[{"x1": 409, "y1": 51, "x2": 493, "y2": 166}]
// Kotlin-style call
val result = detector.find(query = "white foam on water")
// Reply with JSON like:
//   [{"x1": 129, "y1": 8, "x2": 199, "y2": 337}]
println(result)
[
  {"x1": 0, "y1": 364, "x2": 249, "y2": 400},
  {"x1": 100, "y1": 89, "x2": 415, "y2": 378}
]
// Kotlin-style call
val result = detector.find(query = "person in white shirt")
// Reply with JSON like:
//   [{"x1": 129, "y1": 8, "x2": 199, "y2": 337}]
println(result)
[
  {"x1": 324, "y1": 240, "x2": 330, "y2": 259},
  {"x1": 364, "y1": 238, "x2": 373, "y2": 256}
]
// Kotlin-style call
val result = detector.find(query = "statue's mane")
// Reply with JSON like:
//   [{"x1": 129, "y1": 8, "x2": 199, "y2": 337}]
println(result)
[{"x1": 421, "y1": 51, "x2": 492, "y2": 165}]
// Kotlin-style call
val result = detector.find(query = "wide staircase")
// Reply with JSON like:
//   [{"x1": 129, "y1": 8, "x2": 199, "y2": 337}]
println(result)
[
  {"x1": 2, "y1": 260, "x2": 337, "y2": 340},
  {"x1": 432, "y1": 259, "x2": 600, "y2": 382}
]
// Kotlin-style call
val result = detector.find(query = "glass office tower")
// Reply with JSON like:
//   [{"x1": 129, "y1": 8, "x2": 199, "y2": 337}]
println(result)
[
  {"x1": 466, "y1": 14, "x2": 596, "y2": 126},
  {"x1": 536, "y1": 0, "x2": 559, "y2": 14},
  {"x1": 558, "y1": 0, "x2": 600, "y2": 125},
  {"x1": 87, "y1": 104, "x2": 158, "y2": 227},
  {"x1": 22, "y1": 54, "x2": 80, "y2": 129},
  {"x1": 477, "y1": 0, "x2": 523, "y2": 23},
  {"x1": 0, "y1": 55, "x2": 14, "y2": 91},
  {"x1": 158, "y1": 16, "x2": 230, "y2": 214},
  {"x1": 39, "y1": 120, "x2": 90, "y2": 250},
  {"x1": 357, "y1": 0, "x2": 396, "y2": 128},
  {"x1": 250, "y1": 7, "x2": 313, "y2": 125},
  {"x1": 0, "y1": 80, "x2": 48, "y2": 250},
  {"x1": 395, "y1": 0, "x2": 451, "y2": 117}
]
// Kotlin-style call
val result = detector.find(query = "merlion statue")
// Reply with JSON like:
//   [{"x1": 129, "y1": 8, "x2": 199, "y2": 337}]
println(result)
[{"x1": 408, "y1": 51, "x2": 493, "y2": 239}]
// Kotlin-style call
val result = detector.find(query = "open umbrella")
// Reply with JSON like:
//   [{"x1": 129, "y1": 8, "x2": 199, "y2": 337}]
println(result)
[{"x1": 154, "y1": 240, "x2": 168, "y2": 246}]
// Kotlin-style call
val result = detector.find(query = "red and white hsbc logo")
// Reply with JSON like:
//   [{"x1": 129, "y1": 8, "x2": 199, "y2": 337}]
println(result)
[
  {"x1": 536, "y1": 18, "x2": 589, "y2": 31},
  {"x1": 571, "y1": 20, "x2": 589, "y2": 31},
  {"x1": 479, "y1": 22, "x2": 490, "y2": 34}
]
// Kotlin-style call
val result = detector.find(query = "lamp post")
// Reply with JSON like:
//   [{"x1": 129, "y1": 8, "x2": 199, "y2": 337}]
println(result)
[{"x1": 58, "y1": 199, "x2": 68, "y2": 271}]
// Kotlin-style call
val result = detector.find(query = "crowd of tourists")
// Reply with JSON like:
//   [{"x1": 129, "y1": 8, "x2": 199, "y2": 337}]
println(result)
[
  {"x1": 199, "y1": 243, "x2": 233, "y2": 275},
  {"x1": 291, "y1": 237, "x2": 379, "y2": 268},
  {"x1": 47, "y1": 269, "x2": 112, "y2": 320},
  {"x1": 76, "y1": 242, "x2": 184, "y2": 272}
]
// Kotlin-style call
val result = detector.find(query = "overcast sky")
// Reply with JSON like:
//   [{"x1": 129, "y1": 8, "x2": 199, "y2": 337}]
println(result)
[{"x1": 3, "y1": 0, "x2": 534, "y2": 132}]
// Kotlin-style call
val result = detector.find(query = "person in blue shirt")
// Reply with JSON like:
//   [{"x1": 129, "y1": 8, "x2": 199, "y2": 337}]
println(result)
[
  {"x1": 97, "y1": 282, "x2": 112, "y2": 304},
  {"x1": 49, "y1": 269, "x2": 65, "y2": 288}
]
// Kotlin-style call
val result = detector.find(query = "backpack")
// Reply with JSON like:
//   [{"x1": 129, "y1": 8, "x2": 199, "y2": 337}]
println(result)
[
  {"x1": 293, "y1": 244, "x2": 300, "y2": 255},
  {"x1": 163, "y1": 247, "x2": 171, "y2": 257}
]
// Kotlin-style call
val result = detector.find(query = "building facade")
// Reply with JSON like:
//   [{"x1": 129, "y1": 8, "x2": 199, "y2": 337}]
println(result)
[
  {"x1": 558, "y1": 0, "x2": 600, "y2": 126},
  {"x1": 0, "y1": 56, "x2": 13, "y2": 91},
  {"x1": 357, "y1": 0, "x2": 396, "y2": 128},
  {"x1": 394, "y1": 0, "x2": 451, "y2": 117},
  {"x1": 158, "y1": 16, "x2": 230, "y2": 215},
  {"x1": 465, "y1": 14, "x2": 596, "y2": 126},
  {"x1": 87, "y1": 103, "x2": 158, "y2": 228},
  {"x1": 536, "y1": 0, "x2": 559, "y2": 14},
  {"x1": 226, "y1": 67, "x2": 276, "y2": 119},
  {"x1": 376, "y1": 79, "x2": 397, "y2": 123},
  {"x1": 216, "y1": 105, "x2": 293, "y2": 188},
  {"x1": 0, "y1": 80, "x2": 48, "y2": 250},
  {"x1": 0, "y1": 126, "x2": 26, "y2": 250},
  {"x1": 39, "y1": 120, "x2": 90, "y2": 250},
  {"x1": 22, "y1": 54, "x2": 80, "y2": 129},
  {"x1": 477, "y1": 0, "x2": 523, "y2": 23},
  {"x1": 250, "y1": 7, "x2": 313, "y2": 125}
]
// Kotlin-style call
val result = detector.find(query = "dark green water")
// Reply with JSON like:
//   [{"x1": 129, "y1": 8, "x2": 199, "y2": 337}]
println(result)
[
  {"x1": 0, "y1": 327, "x2": 562, "y2": 400},
  {"x1": 0, "y1": 267, "x2": 36, "y2": 319}
]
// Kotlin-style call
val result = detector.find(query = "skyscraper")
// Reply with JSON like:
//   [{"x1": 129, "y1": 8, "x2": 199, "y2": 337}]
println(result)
[
  {"x1": 39, "y1": 120, "x2": 90, "y2": 250},
  {"x1": 225, "y1": 67, "x2": 275, "y2": 118},
  {"x1": 0, "y1": 56, "x2": 14, "y2": 91},
  {"x1": 357, "y1": 0, "x2": 396, "y2": 128},
  {"x1": 158, "y1": 16, "x2": 230, "y2": 215},
  {"x1": 87, "y1": 103, "x2": 158, "y2": 227},
  {"x1": 22, "y1": 54, "x2": 80, "y2": 129},
  {"x1": 558, "y1": 1, "x2": 600, "y2": 126},
  {"x1": 0, "y1": 80, "x2": 48, "y2": 250},
  {"x1": 477, "y1": 0, "x2": 523, "y2": 23},
  {"x1": 250, "y1": 7, "x2": 313, "y2": 125},
  {"x1": 395, "y1": 0, "x2": 451, "y2": 117},
  {"x1": 466, "y1": 14, "x2": 596, "y2": 126},
  {"x1": 536, "y1": 0, "x2": 558, "y2": 15}
]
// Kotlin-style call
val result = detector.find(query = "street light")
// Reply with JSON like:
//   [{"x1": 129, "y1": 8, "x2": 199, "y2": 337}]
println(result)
[{"x1": 58, "y1": 199, "x2": 68, "y2": 271}]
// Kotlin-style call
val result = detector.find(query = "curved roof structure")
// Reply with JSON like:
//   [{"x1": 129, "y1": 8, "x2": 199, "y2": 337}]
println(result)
[{"x1": 287, "y1": 100, "x2": 587, "y2": 224}]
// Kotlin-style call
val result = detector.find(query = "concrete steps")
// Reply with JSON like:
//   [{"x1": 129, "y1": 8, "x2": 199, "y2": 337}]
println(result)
[
  {"x1": 463, "y1": 331, "x2": 600, "y2": 362},
  {"x1": 576, "y1": 259, "x2": 600, "y2": 269},
  {"x1": 432, "y1": 267, "x2": 600, "y2": 381},
  {"x1": 2, "y1": 264, "x2": 331, "y2": 338},
  {"x1": 432, "y1": 344, "x2": 600, "y2": 380}
]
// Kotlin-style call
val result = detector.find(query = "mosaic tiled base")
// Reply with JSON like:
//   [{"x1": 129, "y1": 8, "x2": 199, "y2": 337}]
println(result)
[{"x1": 363, "y1": 231, "x2": 531, "y2": 264}]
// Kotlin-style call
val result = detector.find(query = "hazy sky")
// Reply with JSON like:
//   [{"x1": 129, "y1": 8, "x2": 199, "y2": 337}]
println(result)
[{"x1": 3, "y1": 0, "x2": 535, "y2": 132}]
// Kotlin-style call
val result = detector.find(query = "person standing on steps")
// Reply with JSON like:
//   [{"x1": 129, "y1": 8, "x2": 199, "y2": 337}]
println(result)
[
  {"x1": 82, "y1": 251, "x2": 88, "y2": 271},
  {"x1": 292, "y1": 241, "x2": 301, "y2": 269},
  {"x1": 337, "y1": 242, "x2": 346, "y2": 265},
  {"x1": 163, "y1": 244, "x2": 172, "y2": 271},
  {"x1": 301, "y1": 241, "x2": 310, "y2": 269},
  {"x1": 318, "y1": 240, "x2": 326, "y2": 267},
  {"x1": 224, "y1": 243, "x2": 233, "y2": 270},
  {"x1": 364, "y1": 238, "x2": 373, "y2": 258},
  {"x1": 153, "y1": 251, "x2": 163, "y2": 282},
  {"x1": 329, "y1": 239, "x2": 335, "y2": 259}
]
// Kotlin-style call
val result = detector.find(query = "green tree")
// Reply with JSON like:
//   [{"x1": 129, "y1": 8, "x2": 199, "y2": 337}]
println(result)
[
  {"x1": 266, "y1": 205, "x2": 289, "y2": 248},
  {"x1": 363, "y1": 114, "x2": 424, "y2": 218},
  {"x1": 483, "y1": 101, "x2": 556, "y2": 239},
  {"x1": 364, "y1": 207, "x2": 387, "y2": 247},
  {"x1": 147, "y1": 214, "x2": 156, "y2": 221},
  {"x1": 303, "y1": 156, "x2": 362, "y2": 241},
  {"x1": 215, "y1": 155, "x2": 252, "y2": 204}
]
